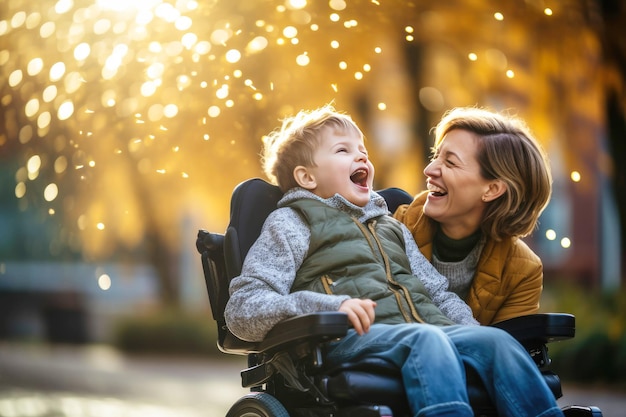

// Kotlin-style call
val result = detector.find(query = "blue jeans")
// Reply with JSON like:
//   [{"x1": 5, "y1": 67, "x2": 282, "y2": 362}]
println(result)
[{"x1": 325, "y1": 323, "x2": 564, "y2": 417}]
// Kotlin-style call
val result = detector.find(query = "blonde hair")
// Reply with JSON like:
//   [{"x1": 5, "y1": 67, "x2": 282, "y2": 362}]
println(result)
[
  {"x1": 433, "y1": 107, "x2": 552, "y2": 240},
  {"x1": 262, "y1": 104, "x2": 363, "y2": 192}
]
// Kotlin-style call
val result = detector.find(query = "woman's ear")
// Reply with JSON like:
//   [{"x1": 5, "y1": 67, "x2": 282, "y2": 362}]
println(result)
[
  {"x1": 483, "y1": 180, "x2": 507, "y2": 202},
  {"x1": 293, "y1": 165, "x2": 317, "y2": 190}
]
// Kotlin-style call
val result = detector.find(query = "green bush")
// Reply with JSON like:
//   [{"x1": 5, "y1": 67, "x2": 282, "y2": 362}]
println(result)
[
  {"x1": 113, "y1": 309, "x2": 222, "y2": 357},
  {"x1": 541, "y1": 282, "x2": 626, "y2": 386}
]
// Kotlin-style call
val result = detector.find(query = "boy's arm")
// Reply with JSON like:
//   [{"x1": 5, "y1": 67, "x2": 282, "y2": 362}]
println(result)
[
  {"x1": 401, "y1": 225, "x2": 479, "y2": 326},
  {"x1": 224, "y1": 208, "x2": 351, "y2": 342}
]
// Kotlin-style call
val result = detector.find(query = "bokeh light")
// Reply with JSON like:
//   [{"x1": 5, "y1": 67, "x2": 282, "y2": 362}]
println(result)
[
  {"x1": 0, "y1": 0, "x2": 622, "y2": 293},
  {"x1": 98, "y1": 273, "x2": 112, "y2": 290}
]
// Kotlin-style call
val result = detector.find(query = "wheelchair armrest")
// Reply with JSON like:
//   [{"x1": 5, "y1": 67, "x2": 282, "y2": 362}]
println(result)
[
  {"x1": 238, "y1": 312, "x2": 349, "y2": 389},
  {"x1": 223, "y1": 312, "x2": 349, "y2": 355},
  {"x1": 491, "y1": 313, "x2": 575, "y2": 345},
  {"x1": 258, "y1": 311, "x2": 350, "y2": 353}
]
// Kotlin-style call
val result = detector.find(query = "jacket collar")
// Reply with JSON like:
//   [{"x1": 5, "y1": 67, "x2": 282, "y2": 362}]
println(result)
[{"x1": 278, "y1": 187, "x2": 389, "y2": 223}]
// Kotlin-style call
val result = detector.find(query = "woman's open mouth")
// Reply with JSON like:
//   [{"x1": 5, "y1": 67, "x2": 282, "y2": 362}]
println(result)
[{"x1": 427, "y1": 183, "x2": 447, "y2": 197}]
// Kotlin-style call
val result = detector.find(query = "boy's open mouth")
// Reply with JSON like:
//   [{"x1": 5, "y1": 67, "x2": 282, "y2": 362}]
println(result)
[{"x1": 350, "y1": 169, "x2": 368, "y2": 187}]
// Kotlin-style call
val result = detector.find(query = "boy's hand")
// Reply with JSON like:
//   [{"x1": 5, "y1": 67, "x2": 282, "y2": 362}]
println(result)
[{"x1": 339, "y1": 298, "x2": 377, "y2": 335}]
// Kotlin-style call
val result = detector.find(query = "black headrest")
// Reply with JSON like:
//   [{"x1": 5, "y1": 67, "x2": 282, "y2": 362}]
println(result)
[
  {"x1": 227, "y1": 178, "x2": 283, "y2": 263},
  {"x1": 377, "y1": 187, "x2": 413, "y2": 213}
]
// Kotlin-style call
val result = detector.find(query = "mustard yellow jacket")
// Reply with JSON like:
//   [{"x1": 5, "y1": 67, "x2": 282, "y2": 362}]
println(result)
[{"x1": 393, "y1": 191, "x2": 543, "y2": 325}]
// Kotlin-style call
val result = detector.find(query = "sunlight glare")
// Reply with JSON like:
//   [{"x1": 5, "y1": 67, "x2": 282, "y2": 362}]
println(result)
[{"x1": 96, "y1": 0, "x2": 163, "y2": 12}]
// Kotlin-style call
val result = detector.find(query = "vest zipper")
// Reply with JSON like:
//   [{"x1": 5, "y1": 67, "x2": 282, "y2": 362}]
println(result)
[
  {"x1": 366, "y1": 220, "x2": 425, "y2": 324},
  {"x1": 320, "y1": 275, "x2": 334, "y2": 294}
]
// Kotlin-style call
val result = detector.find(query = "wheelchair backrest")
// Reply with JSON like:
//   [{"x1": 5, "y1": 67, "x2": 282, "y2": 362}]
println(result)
[{"x1": 223, "y1": 178, "x2": 283, "y2": 279}]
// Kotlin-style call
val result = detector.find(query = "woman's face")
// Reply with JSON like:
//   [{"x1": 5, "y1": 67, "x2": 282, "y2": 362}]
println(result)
[{"x1": 423, "y1": 129, "x2": 494, "y2": 239}]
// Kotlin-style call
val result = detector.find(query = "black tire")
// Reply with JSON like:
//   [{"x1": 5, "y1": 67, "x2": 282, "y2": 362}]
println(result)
[{"x1": 225, "y1": 392, "x2": 290, "y2": 417}]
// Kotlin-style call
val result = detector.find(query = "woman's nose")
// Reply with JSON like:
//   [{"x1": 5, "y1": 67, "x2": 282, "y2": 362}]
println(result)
[{"x1": 424, "y1": 159, "x2": 438, "y2": 176}]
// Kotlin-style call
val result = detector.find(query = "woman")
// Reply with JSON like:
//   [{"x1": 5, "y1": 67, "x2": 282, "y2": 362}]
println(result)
[{"x1": 394, "y1": 107, "x2": 552, "y2": 325}]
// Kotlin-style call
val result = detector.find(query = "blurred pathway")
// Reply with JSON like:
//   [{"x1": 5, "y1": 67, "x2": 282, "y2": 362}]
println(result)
[
  {"x1": 0, "y1": 343, "x2": 247, "y2": 417},
  {"x1": 0, "y1": 342, "x2": 623, "y2": 416}
]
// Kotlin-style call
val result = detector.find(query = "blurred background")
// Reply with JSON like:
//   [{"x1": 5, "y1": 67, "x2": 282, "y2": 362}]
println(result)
[{"x1": 1, "y1": 0, "x2": 625, "y2": 409}]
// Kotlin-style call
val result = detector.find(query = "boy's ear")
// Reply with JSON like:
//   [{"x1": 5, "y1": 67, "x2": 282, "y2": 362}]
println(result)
[
  {"x1": 293, "y1": 165, "x2": 317, "y2": 190},
  {"x1": 483, "y1": 179, "x2": 507, "y2": 202}
]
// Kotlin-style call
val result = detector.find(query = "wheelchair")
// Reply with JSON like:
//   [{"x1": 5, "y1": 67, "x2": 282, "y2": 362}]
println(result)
[{"x1": 196, "y1": 178, "x2": 603, "y2": 417}]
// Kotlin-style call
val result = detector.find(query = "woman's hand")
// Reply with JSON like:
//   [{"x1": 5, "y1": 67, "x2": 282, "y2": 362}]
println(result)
[{"x1": 339, "y1": 298, "x2": 377, "y2": 335}]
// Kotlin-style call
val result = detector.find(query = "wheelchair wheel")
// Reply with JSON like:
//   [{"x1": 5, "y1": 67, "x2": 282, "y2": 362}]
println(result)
[{"x1": 226, "y1": 392, "x2": 290, "y2": 417}]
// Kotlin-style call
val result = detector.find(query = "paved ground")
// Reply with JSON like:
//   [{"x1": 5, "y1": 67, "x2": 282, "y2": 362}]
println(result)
[
  {"x1": 0, "y1": 342, "x2": 623, "y2": 416},
  {"x1": 0, "y1": 343, "x2": 248, "y2": 417}
]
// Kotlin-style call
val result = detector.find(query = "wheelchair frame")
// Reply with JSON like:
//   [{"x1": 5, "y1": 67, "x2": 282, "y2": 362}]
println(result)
[{"x1": 196, "y1": 178, "x2": 603, "y2": 417}]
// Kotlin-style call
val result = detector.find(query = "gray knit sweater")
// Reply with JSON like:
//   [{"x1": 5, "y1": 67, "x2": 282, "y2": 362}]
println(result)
[{"x1": 225, "y1": 188, "x2": 479, "y2": 342}]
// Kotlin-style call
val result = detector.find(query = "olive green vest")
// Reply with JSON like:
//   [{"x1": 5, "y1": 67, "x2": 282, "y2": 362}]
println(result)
[{"x1": 288, "y1": 199, "x2": 453, "y2": 326}]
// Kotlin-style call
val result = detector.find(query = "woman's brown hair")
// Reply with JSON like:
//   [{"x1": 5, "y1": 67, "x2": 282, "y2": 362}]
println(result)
[{"x1": 433, "y1": 107, "x2": 552, "y2": 240}]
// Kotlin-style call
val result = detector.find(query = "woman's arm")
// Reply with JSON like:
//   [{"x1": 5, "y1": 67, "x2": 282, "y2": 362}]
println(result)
[{"x1": 490, "y1": 259, "x2": 542, "y2": 324}]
